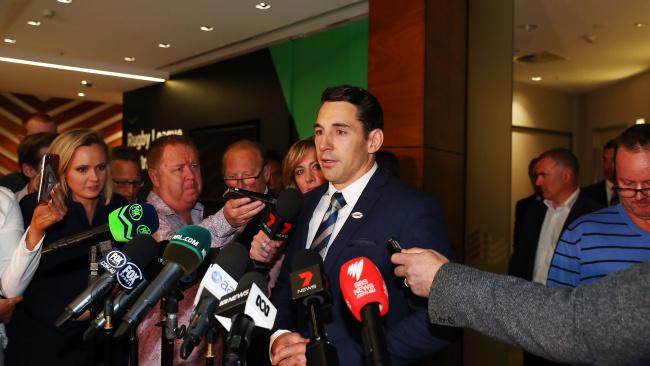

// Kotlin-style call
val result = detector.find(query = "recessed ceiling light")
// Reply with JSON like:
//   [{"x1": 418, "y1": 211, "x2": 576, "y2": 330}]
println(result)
[
  {"x1": 200, "y1": 25, "x2": 214, "y2": 32},
  {"x1": 636, "y1": 118, "x2": 645, "y2": 124},
  {"x1": 518, "y1": 24, "x2": 537, "y2": 31},
  {"x1": 81, "y1": 80, "x2": 92, "y2": 86},
  {"x1": 27, "y1": 20, "x2": 41, "y2": 26},
  {"x1": 158, "y1": 43, "x2": 171, "y2": 48},
  {"x1": 57, "y1": 0, "x2": 72, "y2": 3},
  {"x1": 255, "y1": 2, "x2": 271, "y2": 10},
  {"x1": 531, "y1": 76, "x2": 542, "y2": 81},
  {"x1": 77, "y1": 92, "x2": 85, "y2": 97},
  {"x1": 124, "y1": 56, "x2": 135, "y2": 62},
  {"x1": 635, "y1": 22, "x2": 645, "y2": 28},
  {"x1": 4, "y1": 38, "x2": 16, "y2": 44}
]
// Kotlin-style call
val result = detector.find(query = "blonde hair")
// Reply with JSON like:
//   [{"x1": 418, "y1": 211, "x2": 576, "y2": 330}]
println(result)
[
  {"x1": 49, "y1": 129, "x2": 112, "y2": 204},
  {"x1": 282, "y1": 138, "x2": 316, "y2": 187}
]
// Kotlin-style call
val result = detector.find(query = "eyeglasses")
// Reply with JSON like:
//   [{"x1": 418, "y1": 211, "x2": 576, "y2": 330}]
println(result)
[
  {"x1": 223, "y1": 169, "x2": 263, "y2": 185},
  {"x1": 113, "y1": 179, "x2": 144, "y2": 188},
  {"x1": 614, "y1": 186, "x2": 650, "y2": 198}
]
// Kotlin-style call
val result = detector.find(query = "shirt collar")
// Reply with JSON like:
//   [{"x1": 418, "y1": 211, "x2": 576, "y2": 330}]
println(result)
[
  {"x1": 326, "y1": 163, "x2": 378, "y2": 209},
  {"x1": 544, "y1": 188, "x2": 580, "y2": 210}
]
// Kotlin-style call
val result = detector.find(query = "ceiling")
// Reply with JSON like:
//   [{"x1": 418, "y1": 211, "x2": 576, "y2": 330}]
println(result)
[
  {"x1": 514, "y1": 0, "x2": 650, "y2": 92},
  {"x1": 1, "y1": 0, "x2": 648, "y2": 102},
  {"x1": 0, "y1": 0, "x2": 367, "y2": 103}
]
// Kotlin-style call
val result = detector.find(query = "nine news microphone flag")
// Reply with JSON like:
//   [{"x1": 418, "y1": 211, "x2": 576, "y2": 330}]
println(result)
[
  {"x1": 340, "y1": 257, "x2": 391, "y2": 366},
  {"x1": 180, "y1": 241, "x2": 251, "y2": 359},
  {"x1": 43, "y1": 203, "x2": 160, "y2": 254},
  {"x1": 54, "y1": 235, "x2": 159, "y2": 327},
  {"x1": 114, "y1": 225, "x2": 211, "y2": 338}
]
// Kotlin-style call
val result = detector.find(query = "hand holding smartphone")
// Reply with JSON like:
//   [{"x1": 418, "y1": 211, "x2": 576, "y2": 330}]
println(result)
[{"x1": 37, "y1": 153, "x2": 59, "y2": 204}]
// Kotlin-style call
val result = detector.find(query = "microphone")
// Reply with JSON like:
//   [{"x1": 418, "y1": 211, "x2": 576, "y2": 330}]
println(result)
[
  {"x1": 339, "y1": 257, "x2": 391, "y2": 366},
  {"x1": 290, "y1": 250, "x2": 338, "y2": 366},
  {"x1": 114, "y1": 225, "x2": 211, "y2": 338},
  {"x1": 214, "y1": 272, "x2": 277, "y2": 365},
  {"x1": 260, "y1": 188, "x2": 303, "y2": 241},
  {"x1": 223, "y1": 187, "x2": 277, "y2": 205},
  {"x1": 43, "y1": 203, "x2": 160, "y2": 254},
  {"x1": 180, "y1": 242, "x2": 251, "y2": 359},
  {"x1": 54, "y1": 235, "x2": 159, "y2": 327},
  {"x1": 82, "y1": 241, "x2": 167, "y2": 341}
]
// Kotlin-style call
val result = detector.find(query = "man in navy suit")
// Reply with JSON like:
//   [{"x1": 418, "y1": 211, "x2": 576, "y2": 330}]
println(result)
[{"x1": 268, "y1": 85, "x2": 454, "y2": 365}]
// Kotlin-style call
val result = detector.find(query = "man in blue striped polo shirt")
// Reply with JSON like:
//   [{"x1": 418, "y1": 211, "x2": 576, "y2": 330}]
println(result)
[{"x1": 547, "y1": 124, "x2": 650, "y2": 287}]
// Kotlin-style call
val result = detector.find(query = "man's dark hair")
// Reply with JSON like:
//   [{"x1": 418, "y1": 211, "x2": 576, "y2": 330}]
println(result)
[
  {"x1": 538, "y1": 148, "x2": 580, "y2": 176},
  {"x1": 617, "y1": 124, "x2": 650, "y2": 152},
  {"x1": 321, "y1": 85, "x2": 384, "y2": 134},
  {"x1": 267, "y1": 149, "x2": 283, "y2": 164},
  {"x1": 22, "y1": 112, "x2": 54, "y2": 126},
  {"x1": 18, "y1": 132, "x2": 57, "y2": 168},
  {"x1": 603, "y1": 139, "x2": 617, "y2": 151},
  {"x1": 528, "y1": 157, "x2": 539, "y2": 181},
  {"x1": 146, "y1": 135, "x2": 197, "y2": 169},
  {"x1": 111, "y1": 145, "x2": 140, "y2": 164}
]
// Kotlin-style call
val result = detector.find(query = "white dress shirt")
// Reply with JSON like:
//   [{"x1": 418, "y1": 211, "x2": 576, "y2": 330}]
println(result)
[
  {"x1": 533, "y1": 188, "x2": 579, "y2": 284},
  {"x1": 606, "y1": 179, "x2": 615, "y2": 205}
]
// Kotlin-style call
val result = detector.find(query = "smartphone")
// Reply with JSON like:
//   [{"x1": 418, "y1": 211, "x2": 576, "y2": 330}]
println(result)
[
  {"x1": 222, "y1": 187, "x2": 277, "y2": 205},
  {"x1": 387, "y1": 236, "x2": 403, "y2": 255},
  {"x1": 37, "y1": 153, "x2": 59, "y2": 204}
]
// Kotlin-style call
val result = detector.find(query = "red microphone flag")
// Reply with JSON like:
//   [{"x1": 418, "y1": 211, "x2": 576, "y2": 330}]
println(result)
[{"x1": 339, "y1": 256, "x2": 389, "y2": 322}]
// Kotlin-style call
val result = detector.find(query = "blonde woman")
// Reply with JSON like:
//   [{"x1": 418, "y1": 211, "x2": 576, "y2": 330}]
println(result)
[
  {"x1": 282, "y1": 138, "x2": 326, "y2": 194},
  {"x1": 6, "y1": 129, "x2": 128, "y2": 365}
]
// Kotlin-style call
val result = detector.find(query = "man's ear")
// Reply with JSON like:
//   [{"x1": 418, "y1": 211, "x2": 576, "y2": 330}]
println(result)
[
  {"x1": 262, "y1": 164, "x2": 271, "y2": 183},
  {"x1": 148, "y1": 168, "x2": 160, "y2": 188},
  {"x1": 21, "y1": 163, "x2": 38, "y2": 179},
  {"x1": 367, "y1": 129, "x2": 384, "y2": 154}
]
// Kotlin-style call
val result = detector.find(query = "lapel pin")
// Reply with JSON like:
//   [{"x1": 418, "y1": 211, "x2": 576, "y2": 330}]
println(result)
[{"x1": 351, "y1": 212, "x2": 363, "y2": 219}]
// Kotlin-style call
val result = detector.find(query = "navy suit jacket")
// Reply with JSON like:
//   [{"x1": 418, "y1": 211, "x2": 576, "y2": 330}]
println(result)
[{"x1": 270, "y1": 168, "x2": 454, "y2": 365}]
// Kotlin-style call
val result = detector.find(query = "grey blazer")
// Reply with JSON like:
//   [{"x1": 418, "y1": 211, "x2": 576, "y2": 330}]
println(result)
[{"x1": 428, "y1": 262, "x2": 650, "y2": 366}]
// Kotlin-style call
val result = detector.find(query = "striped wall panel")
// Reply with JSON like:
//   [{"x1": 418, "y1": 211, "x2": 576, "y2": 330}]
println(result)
[{"x1": 0, "y1": 92, "x2": 122, "y2": 175}]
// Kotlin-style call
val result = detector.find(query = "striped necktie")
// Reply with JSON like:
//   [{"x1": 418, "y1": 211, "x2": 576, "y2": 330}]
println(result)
[{"x1": 310, "y1": 192, "x2": 347, "y2": 256}]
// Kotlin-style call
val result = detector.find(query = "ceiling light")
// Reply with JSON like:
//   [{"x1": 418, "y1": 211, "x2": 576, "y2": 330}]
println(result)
[
  {"x1": 81, "y1": 80, "x2": 92, "y2": 86},
  {"x1": 4, "y1": 38, "x2": 16, "y2": 44},
  {"x1": 124, "y1": 56, "x2": 135, "y2": 62},
  {"x1": 518, "y1": 24, "x2": 537, "y2": 31},
  {"x1": 531, "y1": 76, "x2": 542, "y2": 81},
  {"x1": 0, "y1": 56, "x2": 166, "y2": 82},
  {"x1": 255, "y1": 2, "x2": 271, "y2": 10},
  {"x1": 77, "y1": 92, "x2": 85, "y2": 97},
  {"x1": 636, "y1": 118, "x2": 645, "y2": 124},
  {"x1": 158, "y1": 43, "x2": 171, "y2": 48},
  {"x1": 27, "y1": 20, "x2": 41, "y2": 26},
  {"x1": 200, "y1": 25, "x2": 214, "y2": 32},
  {"x1": 57, "y1": 0, "x2": 72, "y2": 3},
  {"x1": 635, "y1": 22, "x2": 645, "y2": 28}
]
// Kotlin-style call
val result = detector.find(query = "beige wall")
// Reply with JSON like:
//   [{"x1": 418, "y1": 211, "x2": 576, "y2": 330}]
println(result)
[{"x1": 512, "y1": 82, "x2": 579, "y2": 132}]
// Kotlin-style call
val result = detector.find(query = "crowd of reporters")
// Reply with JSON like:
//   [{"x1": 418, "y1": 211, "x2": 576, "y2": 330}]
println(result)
[{"x1": 0, "y1": 86, "x2": 647, "y2": 366}]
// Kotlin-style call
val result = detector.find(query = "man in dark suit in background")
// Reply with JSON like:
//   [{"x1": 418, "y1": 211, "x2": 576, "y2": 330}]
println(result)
[
  {"x1": 269, "y1": 85, "x2": 453, "y2": 365},
  {"x1": 582, "y1": 139, "x2": 618, "y2": 206},
  {"x1": 508, "y1": 148, "x2": 602, "y2": 366},
  {"x1": 513, "y1": 157, "x2": 542, "y2": 250}
]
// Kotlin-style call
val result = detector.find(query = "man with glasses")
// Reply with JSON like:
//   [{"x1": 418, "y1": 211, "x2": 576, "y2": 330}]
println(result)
[
  {"x1": 548, "y1": 124, "x2": 650, "y2": 288},
  {"x1": 110, "y1": 146, "x2": 144, "y2": 203}
]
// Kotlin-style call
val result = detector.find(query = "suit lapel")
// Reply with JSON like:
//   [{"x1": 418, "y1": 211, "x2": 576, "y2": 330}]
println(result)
[
  {"x1": 323, "y1": 169, "x2": 388, "y2": 273},
  {"x1": 292, "y1": 183, "x2": 328, "y2": 254}
]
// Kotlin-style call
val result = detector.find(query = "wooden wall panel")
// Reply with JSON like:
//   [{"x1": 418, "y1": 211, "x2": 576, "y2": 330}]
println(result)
[{"x1": 0, "y1": 92, "x2": 122, "y2": 175}]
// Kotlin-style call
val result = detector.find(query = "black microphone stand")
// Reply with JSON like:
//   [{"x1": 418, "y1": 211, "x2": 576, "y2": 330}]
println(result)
[
  {"x1": 161, "y1": 285, "x2": 180, "y2": 366},
  {"x1": 204, "y1": 319, "x2": 221, "y2": 366},
  {"x1": 129, "y1": 328, "x2": 139, "y2": 366},
  {"x1": 86, "y1": 245, "x2": 99, "y2": 366},
  {"x1": 306, "y1": 300, "x2": 338, "y2": 366},
  {"x1": 360, "y1": 305, "x2": 391, "y2": 366},
  {"x1": 103, "y1": 295, "x2": 114, "y2": 366}
]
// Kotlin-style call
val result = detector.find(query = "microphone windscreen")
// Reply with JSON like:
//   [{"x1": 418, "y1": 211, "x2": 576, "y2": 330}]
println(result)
[
  {"x1": 276, "y1": 188, "x2": 303, "y2": 220},
  {"x1": 215, "y1": 242, "x2": 250, "y2": 281},
  {"x1": 339, "y1": 256, "x2": 389, "y2": 322},
  {"x1": 164, "y1": 225, "x2": 211, "y2": 275},
  {"x1": 291, "y1": 249, "x2": 323, "y2": 272},
  {"x1": 121, "y1": 235, "x2": 159, "y2": 269},
  {"x1": 108, "y1": 203, "x2": 160, "y2": 242},
  {"x1": 236, "y1": 271, "x2": 269, "y2": 296}
]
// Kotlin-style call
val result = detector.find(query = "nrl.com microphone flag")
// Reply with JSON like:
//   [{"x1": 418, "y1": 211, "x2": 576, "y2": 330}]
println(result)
[{"x1": 108, "y1": 203, "x2": 160, "y2": 242}]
